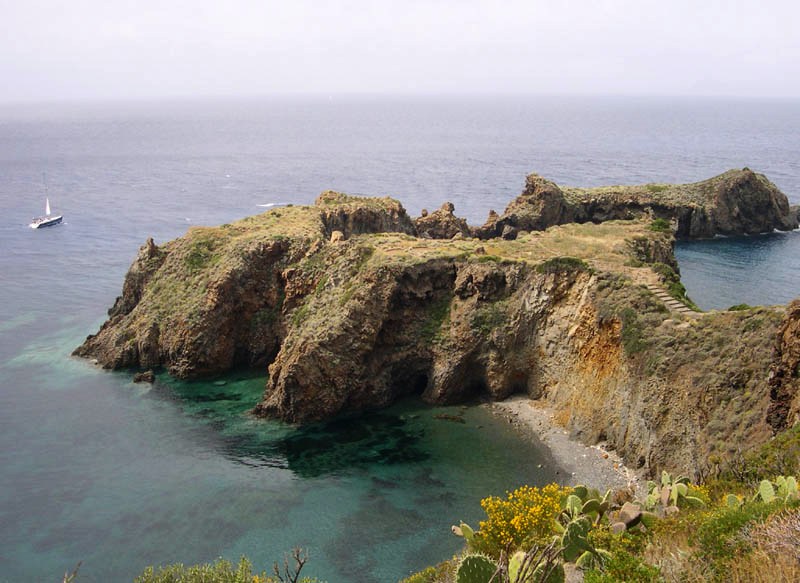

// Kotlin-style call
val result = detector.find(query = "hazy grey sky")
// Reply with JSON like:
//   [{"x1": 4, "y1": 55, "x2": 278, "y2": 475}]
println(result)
[{"x1": 2, "y1": 0, "x2": 799, "y2": 102}]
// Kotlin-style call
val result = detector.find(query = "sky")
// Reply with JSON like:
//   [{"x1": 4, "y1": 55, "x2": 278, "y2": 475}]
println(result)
[{"x1": 1, "y1": 0, "x2": 799, "y2": 103}]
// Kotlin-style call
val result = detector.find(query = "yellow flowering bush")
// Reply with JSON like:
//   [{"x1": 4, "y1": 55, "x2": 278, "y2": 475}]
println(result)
[
  {"x1": 477, "y1": 483, "x2": 570, "y2": 555},
  {"x1": 687, "y1": 483, "x2": 711, "y2": 506}
]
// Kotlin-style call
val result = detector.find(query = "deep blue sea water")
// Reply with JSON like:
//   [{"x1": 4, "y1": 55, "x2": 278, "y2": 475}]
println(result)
[{"x1": 1, "y1": 96, "x2": 799, "y2": 582}]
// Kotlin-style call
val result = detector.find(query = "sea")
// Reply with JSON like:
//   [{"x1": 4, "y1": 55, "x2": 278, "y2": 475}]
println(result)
[{"x1": 0, "y1": 95, "x2": 798, "y2": 582}]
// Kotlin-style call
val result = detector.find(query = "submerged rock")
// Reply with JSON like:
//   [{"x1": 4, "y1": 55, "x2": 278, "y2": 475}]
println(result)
[{"x1": 133, "y1": 370, "x2": 155, "y2": 383}]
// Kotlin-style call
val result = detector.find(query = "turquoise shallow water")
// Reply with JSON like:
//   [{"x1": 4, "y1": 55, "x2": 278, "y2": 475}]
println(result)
[
  {"x1": 2, "y1": 96, "x2": 799, "y2": 581},
  {"x1": 0, "y1": 325, "x2": 559, "y2": 583}
]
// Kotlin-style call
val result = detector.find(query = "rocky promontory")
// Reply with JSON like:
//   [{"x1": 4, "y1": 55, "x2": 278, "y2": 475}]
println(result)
[
  {"x1": 74, "y1": 170, "x2": 800, "y2": 478},
  {"x1": 476, "y1": 168, "x2": 798, "y2": 239}
]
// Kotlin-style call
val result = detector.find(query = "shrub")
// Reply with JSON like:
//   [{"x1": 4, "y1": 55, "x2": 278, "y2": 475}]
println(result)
[
  {"x1": 185, "y1": 237, "x2": 218, "y2": 271},
  {"x1": 620, "y1": 308, "x2": 647, "y2": 355},
  {"x1": 535, "y1": 256, "x2": 590, "y2": 275},
  {"x1": 470, "y1": 301, "x2": 507, "y2": 336},
  {"x1": 134, "y1": 557, "x2": 271, "y2": 583},
  {"x1": 648, "y1": 218, "x2": 671, "y2": 232},
  {"x1": 737, "y1": 424, "x2": 800, "y2": 481},
  {"x1": 134, "y1": 552, "x2": 321, "y2": 583},
  {"x1": 476, "y1": 484, "x2": 569, "y2": 556},
  {"x1": 399, "y1": 559, "x2": 457, "y2": 583},
  {"x1": 421, "y1": 296, "x2": 452, "y2": 342},
  {"x1": 692, "y1": 502, "x2": 780, "y2": 566},
  {"x1": 583, "y1": 549, "x2": 660, "y2": 583},
  {"x1": 728, "y1": 303, "x2": 753, "y2": 311}
]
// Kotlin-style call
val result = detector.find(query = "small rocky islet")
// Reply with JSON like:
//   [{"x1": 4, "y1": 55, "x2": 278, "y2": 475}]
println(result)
[{"x1": 74, "y1": 168, "x2": 800, "y2": 480}]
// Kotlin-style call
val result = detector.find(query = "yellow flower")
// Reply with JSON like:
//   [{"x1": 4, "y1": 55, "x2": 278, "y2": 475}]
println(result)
[{"x1": 477, "y1": 483, "x2": 571, "y2": 555}]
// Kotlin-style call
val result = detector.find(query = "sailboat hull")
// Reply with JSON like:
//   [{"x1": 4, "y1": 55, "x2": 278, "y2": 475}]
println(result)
[{"x1": 29, "y1": 215, "x2": 63, "y2": 229}]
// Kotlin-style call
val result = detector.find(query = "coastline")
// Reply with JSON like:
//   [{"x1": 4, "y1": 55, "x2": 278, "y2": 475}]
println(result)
[{"x1": 488, "y1": 395, "x2": 640, "y2": 493}]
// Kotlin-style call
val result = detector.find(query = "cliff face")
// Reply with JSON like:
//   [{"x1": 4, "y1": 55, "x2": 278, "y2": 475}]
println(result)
[
  {"x1": 256, "y1": 236, "x2": 796, "y2": 478},
  {"x1": 74, "y1": 195, "x2": 413, "y2": 378},
  {"x1": 477, "y1": 169, "x2": 798, "y2": 240},
  {"x1": 75, "y1": 172, "x2": 800, "y2": 478},
  {"x1": 255, "y1": 254, "x2": 593, "y2": 422}
]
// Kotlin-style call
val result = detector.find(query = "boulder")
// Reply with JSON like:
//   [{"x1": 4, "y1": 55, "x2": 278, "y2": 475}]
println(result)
[{"x1": 133, "y1": 370, "x2": 155, "y2": 383}]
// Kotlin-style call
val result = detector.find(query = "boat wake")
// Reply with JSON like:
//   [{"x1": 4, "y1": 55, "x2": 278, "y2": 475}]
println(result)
[{"x1": 257, "y1": 202, "x2": 290, "y2": 208}]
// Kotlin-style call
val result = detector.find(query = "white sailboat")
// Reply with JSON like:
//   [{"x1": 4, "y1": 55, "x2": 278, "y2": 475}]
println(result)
[{"x1": 30, "y1": 197, "x2": 63, "y2": 229}]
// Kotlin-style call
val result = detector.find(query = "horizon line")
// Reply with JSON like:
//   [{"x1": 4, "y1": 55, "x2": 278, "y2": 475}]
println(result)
[{"x1": 1, "y1": 91, "x2": 799, "y2": 109}]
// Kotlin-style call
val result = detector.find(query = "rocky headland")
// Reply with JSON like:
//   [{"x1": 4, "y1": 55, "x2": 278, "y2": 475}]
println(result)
[
  {"x1": 74, "y1": 169, "x2": 800, "y2": 479},
  {"x1": 475, "y1": 167, "x2": 798, "y2": 240}
]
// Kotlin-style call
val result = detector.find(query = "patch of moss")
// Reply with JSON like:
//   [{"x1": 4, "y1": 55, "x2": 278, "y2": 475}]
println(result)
[
  {"x1": 470, "y1": 301, "x2": 508, "y2": 336},
  {"x1": 338, "y1": 283, "x2": 356, "y2": 307},
  {"x1": 251, "y1": 306, "x2": 278, "y2": 329},
  {"x1": 420, "y1": 296, "x2": 452, "y2": 342}
]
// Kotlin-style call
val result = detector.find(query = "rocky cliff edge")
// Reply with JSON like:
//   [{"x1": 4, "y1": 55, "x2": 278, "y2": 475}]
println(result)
[{"x1": 74, "y1": 173, "x2": 800, "y2": 478}]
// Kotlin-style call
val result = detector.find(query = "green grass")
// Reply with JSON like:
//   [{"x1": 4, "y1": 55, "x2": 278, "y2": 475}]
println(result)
[{"x1": 646, "y1": 184, "x2": 669, "y2": 194}]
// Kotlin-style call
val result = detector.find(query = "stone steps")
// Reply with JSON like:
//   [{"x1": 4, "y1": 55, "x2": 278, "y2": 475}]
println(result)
[{"x1": 645, "y1": 284, "x2": 701, "y2": 317}]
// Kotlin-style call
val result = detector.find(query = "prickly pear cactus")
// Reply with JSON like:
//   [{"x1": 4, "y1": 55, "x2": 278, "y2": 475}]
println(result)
[
  {"x1": 460, "y1": 522, "x2": 476, "y2": 546},
  {"x1": 508, "y1": 551, "x2": 525, "y2": 582},
  {"x1": 758, "y1": 479, "x2": 776, "y2": 503},
  {"x1": 456, "y1": 554, "x2": 497, "y2": 583}
]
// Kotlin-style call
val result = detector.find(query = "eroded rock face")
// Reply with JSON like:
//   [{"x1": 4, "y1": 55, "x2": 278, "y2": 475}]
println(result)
[
  {"x1": 476, "y1": 174, "x2": 576, "y2": 239},
  {"x1": 768, "y1": 300, "x2": 800, "y2": 431},
  {"x1": 108, "y1": 237, "x2": 166, "y2": 318},
  {"x1": 316, "y1": 191, "x2": 416, "y2": 238},
  {"x1": 414, "y1": 202, "x2": 472, "y2": 239},
  {"x1": 478, "y1": 169, "x2": 799, "y2": 240},
  {"x1": 74, "y1": 237, "x2": 297, "y2": 377},
  {"x1": 255, "y1": 257, "x2": 551, "y2": 422}
]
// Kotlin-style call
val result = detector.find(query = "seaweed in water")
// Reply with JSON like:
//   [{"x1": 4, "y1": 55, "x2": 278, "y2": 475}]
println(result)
[{"x1": 276, "y1": 412, "x2": 429, "y2": 478}]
